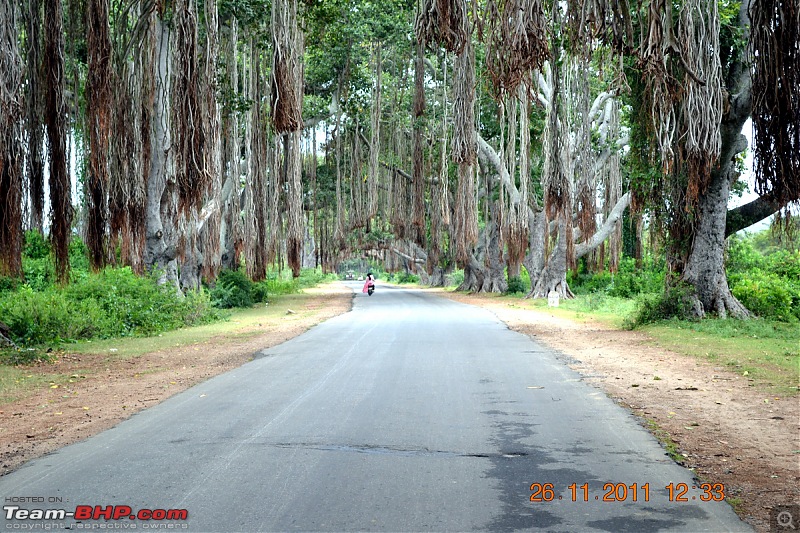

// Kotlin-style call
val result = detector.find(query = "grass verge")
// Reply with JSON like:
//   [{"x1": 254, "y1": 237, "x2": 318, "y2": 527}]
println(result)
[
  {"x1": 641, "y1": 319, "x2": 800, "y2": 395},
  {"x1": 0, "y1": 286, "x2": 347, "y2": 406},
  {"x1": 436, "y1": 288, "x2": 799, "y2": 395}
]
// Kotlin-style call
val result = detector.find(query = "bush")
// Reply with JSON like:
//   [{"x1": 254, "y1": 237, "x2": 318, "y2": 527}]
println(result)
[
  {"x1": 210, "y1": 269, "x2": 270, "y2": 309},
  {"x1": 23, "y1": 231, "x2": 51, "y2": 260},
  {"x1": 726, "y1": 235, "x2": 766, "y2": 274},
  {"x1": 567, "y1": 258, "x2": 664, "y2": 298},
  {"x1": 506, "y1": 276, "x2": 526, "y2": 294},
  {"x1": 731, "y1": 270, "x2": 797, "y2": 322},
  {"x1": 0, "y1": 286, "x2": 109, "y2": 345},
  {"x1": 449, "y1": 269, "x2": 464, "y2": 288},
  {"x1": 22, "y1": 257, "x2": 54, "y2": 291},
  {"x1": 0, "y1": 267, "x2": 219, "y2": 347},
  {"x1": 626, "y1": 284, "x2": 697, "y2": 328},
  {"x1": 395, "y1": 272, "x2": 419, "y2": 284},
  {"x1": 764, "y1": 250, "x2": 800, "y2": 280}
]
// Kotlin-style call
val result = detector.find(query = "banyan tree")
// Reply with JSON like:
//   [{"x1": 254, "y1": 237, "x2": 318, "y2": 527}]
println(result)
[{"x1": 0, "y1": 0, "x2": 795, "y2": 321}]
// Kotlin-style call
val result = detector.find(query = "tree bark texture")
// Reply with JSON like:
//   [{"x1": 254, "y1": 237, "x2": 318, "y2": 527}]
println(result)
[
  {"x1": 43, "y1": 0, "x2": 72, "y2": 283},
  {"x1": 144, "y1": 16, "x2": 179, "y2": 289},
  {"x1": 0, "y1": 0, "x2": 24, "y2": 276}
]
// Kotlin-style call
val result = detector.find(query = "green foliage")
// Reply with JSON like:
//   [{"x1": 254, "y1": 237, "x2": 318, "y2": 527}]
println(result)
[
  {"x1": 726, "y1": 234, "x2": 766, "y2": 272},
  {"x1": 449, "y1": 269, "x2": 465, "y2": 288},
  {"x1": 626, "y1": 284, "x2": 697, "y2": 328},
  {"x1": 0, "y1": 277, "x2": 19, "y2": 293},
  {"x1": 23, "y1": 231, "x2": 51, "y2": 260},
  {"x1": 0, "y1": 268, "x2": 219, "y2": 352},
  {"x1": 726, "y1": 235, "x2": 800, "y2": 321},
  {"x1": 506, "y1": 276, "x2": 526, "y2": 294},
  {"x1": 731, "y1": 271, "x2": 798, "y2": 322},
  {"x1": 210, "y1": 269, "x2": 269, "y2": 309},
  {"x1": 568, "y1": 258, "x2": 664, "y2": 298},
  {"x1": 395, "y1": 272, "x2": 419, "y2": 284}
]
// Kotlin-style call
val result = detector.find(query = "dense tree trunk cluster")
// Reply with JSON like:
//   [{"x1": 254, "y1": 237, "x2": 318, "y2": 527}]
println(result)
[{"x1": 0, "y1": 0, "x2": 795, "y2": 322}]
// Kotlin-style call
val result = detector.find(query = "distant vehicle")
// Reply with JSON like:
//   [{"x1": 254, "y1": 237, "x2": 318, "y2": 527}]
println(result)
[
  {"x1": 344, "y1": 270, "x2": 355, "y2": 280},
  {"x1": 357, "y1": 276, "x2": 364, "y2": 281}
]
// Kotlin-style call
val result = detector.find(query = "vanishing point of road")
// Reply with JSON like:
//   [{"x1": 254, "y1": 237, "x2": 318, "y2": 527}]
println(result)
[{"x1": 0, "y1": 283, "x2": 752, "y2": 532}]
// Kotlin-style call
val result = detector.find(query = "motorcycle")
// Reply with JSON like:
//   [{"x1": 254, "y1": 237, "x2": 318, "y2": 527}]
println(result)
[{"x1": 362, "y1": 275, "x2": 375, "y2": 296}]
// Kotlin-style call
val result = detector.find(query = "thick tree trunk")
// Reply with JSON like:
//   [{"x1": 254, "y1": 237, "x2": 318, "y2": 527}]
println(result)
[
  {"x1": 24, "y1": 0, "x2": 45, "y2": 233},
  {"x1": 44, "y1": 0, "x2": 72, "y2": 283},
  {"x1": 522, "y1": 209, "x2": 546, "y2": 296},
  {"x1": 220, "y1": 20, "x2": 242, "y2": 271},
  {"x1": 679, "y1": 1, "x2": 752, "y2": 319},
  {"x1": 144, "y1": 16, "x2": 179, "y2": 289},
  {"x1": 682, "y1": 160, "x2": 749, "y2": 318},
  {"x1": 456, "y1": 213, "x2": 506, "y2": 293},
  {"x1": 530, "y1": 216, "x2": 574, "y2": 299}
]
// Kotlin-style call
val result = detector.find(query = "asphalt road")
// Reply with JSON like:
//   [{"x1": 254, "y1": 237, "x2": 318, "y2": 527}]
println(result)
[{"x1": 0, "y1": 283, "x2": 752, "y2": 532}]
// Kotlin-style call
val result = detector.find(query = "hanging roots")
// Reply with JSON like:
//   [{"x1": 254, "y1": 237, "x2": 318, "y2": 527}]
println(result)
[
  {"x1": 0, "y1": 0, "x2": 24, "y2": 276},
  {"x1": 271, "y1": 0, "x2": 303, "y2": 133},
  {"x1": 565, "y1": 0, "x2": 633, "y2": 55},
  {"x1": 451, "y1": 39, "x2": 478, "y2": 264},
  {"x1": 484, "y1": 0, "x2": 549, "y2": 100},
  {"x1": 44, "y1": 0, "x2": 72, "y2": 283},
  {"x1": 678, "y1": 0, "x2": 722, "y2": 205},
  {"x1": 86, "y1": 0, "x2": 113, "y2": 270},
  {"x1": 749, "y1": 0, "x2": 800, "y2": 205},
  {"x1": 173, "y1": 0, "x2": 208, "y2": 215},
  {"x1": 412, "y1": 43, "x2": 426, "y2": 246},
  {"x1": 452, "y1": 40, "x2": 476, "y2": 166},
  {"x1": 415, "y1": 0, "x2": 470, "y2": 54}
]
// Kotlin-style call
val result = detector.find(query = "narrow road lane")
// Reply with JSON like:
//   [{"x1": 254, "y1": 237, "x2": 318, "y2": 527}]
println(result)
[{"x1": 0, "y1": 283, "x2": 751, "y2": 532}]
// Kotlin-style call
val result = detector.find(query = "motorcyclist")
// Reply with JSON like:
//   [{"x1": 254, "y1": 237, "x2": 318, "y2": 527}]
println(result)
[{"x1": 362, "y1": 272, "x2": 375, "y2": 294}]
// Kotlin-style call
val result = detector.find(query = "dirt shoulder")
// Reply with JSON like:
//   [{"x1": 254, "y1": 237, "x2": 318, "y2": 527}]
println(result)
[
  {"x1": 435, "y1": 289, "x2": 799, "y2": 533},
  {"x1": 0, "y1": 282, "x2": 353, "y2": 477}
]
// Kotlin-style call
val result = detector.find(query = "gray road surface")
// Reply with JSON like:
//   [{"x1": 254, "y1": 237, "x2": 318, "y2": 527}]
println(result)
[{"x1": 0, "y1": 283, "x2": 752, "y2": 532}]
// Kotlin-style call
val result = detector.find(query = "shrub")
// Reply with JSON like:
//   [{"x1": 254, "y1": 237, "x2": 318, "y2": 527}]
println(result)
[
  {"x1": 0, "y1": 276, "x2": 19, "y2": 293},
  {"x1": 726, "y1": 235, "x2": 765, "y2": 274},
  {"x1": 506, "y1": 276, "x2": 526, "y2": 294},
  {"x1": 764, "y1": 250, "x2": 800, "y2": 280},
  {"x1": 22, "y1": 257, "x2": 54, "y2": 291},
  {"x1": 395, "y1": 272, "x2": 419, "y2": 284},
  {"x1": 0, "y1": 286, "x2": 109, "y2": 345},
  {"x1": 23, "y1": 231, "x2": 51, "y2": 260},
  {"x1": 211, "y1": 269, "x2": 260, "y2": 308},
  {"x1": 295, "y1": 268, "x2": 336, "y2": 289},
  {"x1": 0, "y1": 267, "x2": 220, "y2": 348},
  {"x1": 731, "y1": 270, "x2": 796, "y2": 322},
  {"x1": 449, "y1": 269, "x2": 464, "y2": 288},
  {"x1": 567, "y1": 258, "x2": 664, "y2": 298},
  {"x1": 568, "y1": 271, "x2": 612, "y2": 294},
  {"x1": 626, "y1": 284, "x2": 697, "y2": 328}
]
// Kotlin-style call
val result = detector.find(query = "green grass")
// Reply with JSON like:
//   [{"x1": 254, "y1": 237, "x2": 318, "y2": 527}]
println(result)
[
  {"x1": 0, "y1": 287, "x2": 344, "y2": 405},
  {"x1": 642, "y1": 318, "x2": 800, "y2": 394},
  {"x1": 497, "y1": 292, "x2": 638, "y2": 327},
  {"x1": 64, "y1": 292, "x2": 325, "y2": 359}
]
